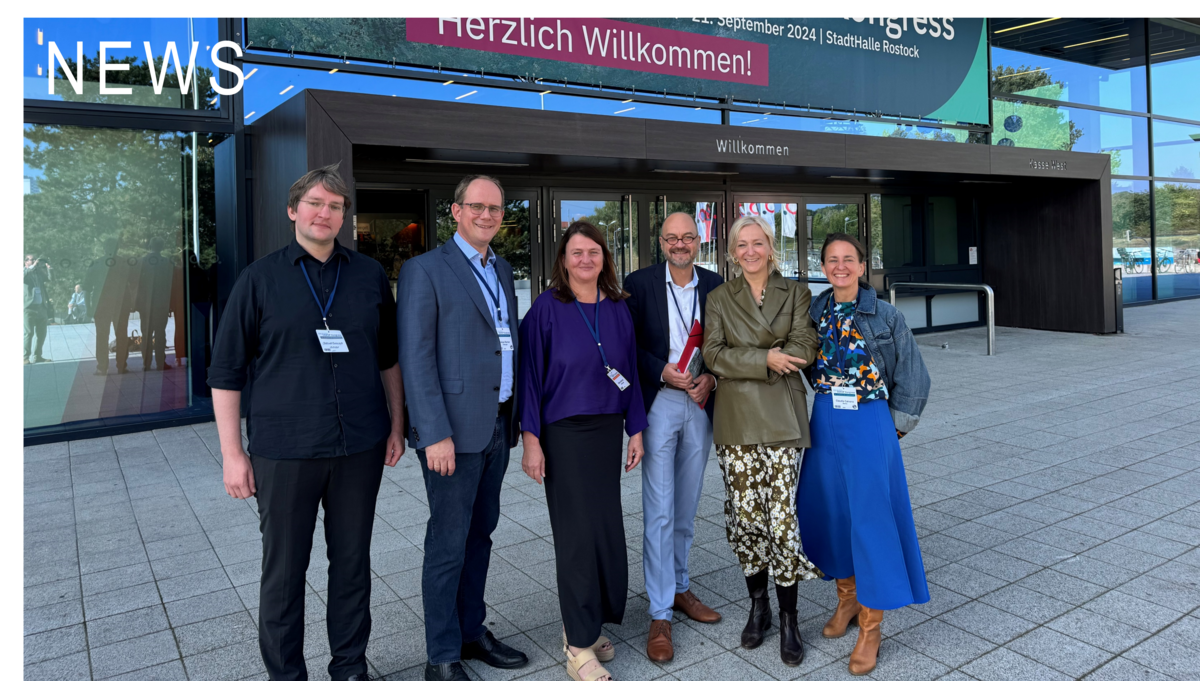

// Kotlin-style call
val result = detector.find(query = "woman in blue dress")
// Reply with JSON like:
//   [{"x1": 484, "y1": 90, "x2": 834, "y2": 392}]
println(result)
[{"x1": 797, "y1": 233, "x2": 931, "y2": 676}]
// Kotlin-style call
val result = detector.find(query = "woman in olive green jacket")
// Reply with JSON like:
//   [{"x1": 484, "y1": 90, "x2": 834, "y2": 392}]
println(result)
[{"x1": 702, "y1": 215, "x2": 823, "y2": 667}]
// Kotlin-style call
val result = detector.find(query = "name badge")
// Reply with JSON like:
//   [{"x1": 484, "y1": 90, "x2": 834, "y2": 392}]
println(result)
[
  {"x1": 316, "y1": 329, "x2": 349, "y2": 353},
  {"x1": 607, "y1": 367, "x2": 631, "y2": 391},
  {"x1": 498, "y1": 327, "x2": 514, "y2": 352},
  {"x1": 832, "y1": 386, "x2": 858, "y2": 410}
]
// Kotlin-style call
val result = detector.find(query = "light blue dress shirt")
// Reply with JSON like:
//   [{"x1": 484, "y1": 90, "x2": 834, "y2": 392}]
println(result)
[{"x1": 453, "y1": 232, "x2": 513, "y2": 402}]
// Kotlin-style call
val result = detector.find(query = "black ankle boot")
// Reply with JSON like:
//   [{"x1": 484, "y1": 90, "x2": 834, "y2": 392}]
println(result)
[
  {"x1": 779, "y1": 612, "x2": 804, "y2": 666},
  {"x1": 776, "y1": 583, "x2": 804, "y2": 665},
  {"x1": 741, "y1": 571, "x2": 772, "y2": 649}
]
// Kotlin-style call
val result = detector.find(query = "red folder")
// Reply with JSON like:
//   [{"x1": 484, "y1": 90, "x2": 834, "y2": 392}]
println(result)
[{"x1": 675, "y1": 320, "x2": 709, "y2": 410}]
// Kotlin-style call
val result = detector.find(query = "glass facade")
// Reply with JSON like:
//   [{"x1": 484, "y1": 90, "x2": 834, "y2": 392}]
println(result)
[
  {"x1": 27, "y1": 18, "x2": 223, "y2": 110},
  {"x1": 22, "y1": 17, "x2": 1200, "y2": 440},
  {"x1": 23, "y1": 123, "x2": 220, "y2": 429},
  {"x1": 992, "y1": 18, "x2": 1200, "y2": 304}
]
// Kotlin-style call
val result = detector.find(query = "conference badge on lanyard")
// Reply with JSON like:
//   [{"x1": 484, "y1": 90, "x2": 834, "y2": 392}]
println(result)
[
  {"x1": 575, "y1": 294, "x2": 629, "y2": 391},
  {"x1": 300, "y1": 260, "x2": 348, "y2": 353},
  {"x1": 831, "y1": 386, "x2": 858, "y2": 410},
  {"x1": 467, "y1": 259, "x2": 514, "y2": 352}
]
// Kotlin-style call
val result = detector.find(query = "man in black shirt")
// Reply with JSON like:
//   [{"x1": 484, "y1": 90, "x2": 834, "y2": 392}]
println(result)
[{"x1": 208, "y1": 164, "x2": 404, "y2": 681}]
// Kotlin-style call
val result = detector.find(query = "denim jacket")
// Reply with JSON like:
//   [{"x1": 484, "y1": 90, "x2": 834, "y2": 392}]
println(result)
[{"x1": 809, "y1": 284, "x2": 931, "y2": 432}]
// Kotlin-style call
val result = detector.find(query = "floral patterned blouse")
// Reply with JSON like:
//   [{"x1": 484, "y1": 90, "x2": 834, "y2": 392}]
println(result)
[{"x1": 813, "y1": 299, "x2": 889, "y2": 403}]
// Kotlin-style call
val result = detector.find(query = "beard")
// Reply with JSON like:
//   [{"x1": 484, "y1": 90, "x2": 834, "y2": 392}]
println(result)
[{"x1": 666, "y1": 249, "x2": 695, "y2": 268}]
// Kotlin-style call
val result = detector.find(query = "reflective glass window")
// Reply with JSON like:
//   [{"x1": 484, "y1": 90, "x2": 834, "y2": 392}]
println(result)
[
  {"x1": 1149, "y1": 21, "x2": 1200, "y2": 121},
  {"x1": 650, "y1": 201, "x2": 721, "y2": 275},
  {"x1": 730, "y1": 111, "x2": 974, "y2": 143},
  {"x1": 1152, "y1": 119, "x2": 1200, "y2": 180},
  {"x1": 242, "y1": 64, "x2": 719, "y2": 126},
  {"x1": 1111, "y1": 179, "x2": 1152, "y2": 303},
  {"x1": 1153, "y1": 181, "x2": 1200, "y2": 300},
  {"x1": 23, "y1": 123, "x2": 220, "y2": 428},
  {"x1": 26, "y1": 18, "x2": 223, "y2": 110},
  {"x1": 435, "y1": 197, "x2": 534, "y2": 318},
  {"x1": 876, "y1": 195, "x2": 922, "y2": 269},
  {"x1": 559, "y1": 200, "x2": 638, "y2": 284},
  {"x1": 990, "y1": 18, "x2": 1148, "y2": 112},
  {"x1": 991, "y1": 100, "x2": 1149, "y2": 176}
]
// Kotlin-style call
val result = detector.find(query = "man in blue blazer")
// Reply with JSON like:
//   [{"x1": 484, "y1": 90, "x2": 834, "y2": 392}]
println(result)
[
  {"x1": 623, "y1": 212, "x2": 724, "y2": 662},
  {"x1": 397, "y1": 175, "x2": 528, "y2": 681}
]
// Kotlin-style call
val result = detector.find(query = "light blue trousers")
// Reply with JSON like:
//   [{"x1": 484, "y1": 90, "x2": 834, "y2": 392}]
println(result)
[{"x1": 641, "y1": 387, "x2": 713, "y2": 620}]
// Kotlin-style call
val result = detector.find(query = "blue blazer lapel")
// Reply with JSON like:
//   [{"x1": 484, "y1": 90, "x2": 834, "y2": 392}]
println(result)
[{"x1": 441, "y1": 242, "x2": 495, "y2": 328}]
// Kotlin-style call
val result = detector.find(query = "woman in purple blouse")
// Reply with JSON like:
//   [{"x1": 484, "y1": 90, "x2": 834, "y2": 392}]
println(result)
[{"x1": 519, "y1": 221, "x2": 646, "y2": 681}]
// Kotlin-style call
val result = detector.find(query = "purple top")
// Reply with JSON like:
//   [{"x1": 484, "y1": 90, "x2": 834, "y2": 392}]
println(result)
[{"x1": 518, "y1": 290, "x2": 648, "y2": 439}]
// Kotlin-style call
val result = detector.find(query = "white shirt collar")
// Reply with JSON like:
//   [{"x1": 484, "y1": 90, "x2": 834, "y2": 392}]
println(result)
[{"x1": 665, "y1": 263, "x2": 699, "y2": 291}]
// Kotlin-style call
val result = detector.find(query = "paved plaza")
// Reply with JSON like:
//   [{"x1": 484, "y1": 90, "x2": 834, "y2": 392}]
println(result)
[{"x1": 23, "y1": 298, "x2": 1200, "y2": 680}]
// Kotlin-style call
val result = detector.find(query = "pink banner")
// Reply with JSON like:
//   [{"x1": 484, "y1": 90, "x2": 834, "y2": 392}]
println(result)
[{"x1": 408, "y1": 18, "x2": 769, "y2": 87}]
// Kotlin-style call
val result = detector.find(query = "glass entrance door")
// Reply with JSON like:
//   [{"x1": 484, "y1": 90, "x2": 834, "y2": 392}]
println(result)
[
  {"x1": 804, "y1": 200, "x2": 864, "y2": 284},
  {"x1": 651, "y1": 194, "x2": 725, "y2": 276},
  {"x1": 552, "y1": 193, "x2": 642, "y2": 285},
  {"x1": 433, "y1": 189, "x2": 539, "y2": 318},
  {"x1": 733, "y1": 195, "x2": 865, "y2": 283}
]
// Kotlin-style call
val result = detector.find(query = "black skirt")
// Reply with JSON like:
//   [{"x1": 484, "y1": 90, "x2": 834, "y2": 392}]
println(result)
[{"x1": 542, "y1": 413, "x2": 628, "y2": 648}]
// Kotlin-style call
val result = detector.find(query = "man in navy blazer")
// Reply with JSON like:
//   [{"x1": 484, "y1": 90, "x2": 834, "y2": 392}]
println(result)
[
  {"x1": 623, "y1": 212, "x2": 724, "y2": 662},
  {"x1": 397, "y1": 175, "x2": 528, "y2": 681}
]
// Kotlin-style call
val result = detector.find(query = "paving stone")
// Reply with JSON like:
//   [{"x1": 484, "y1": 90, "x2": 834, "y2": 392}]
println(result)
[
  {"x1": 1046, "y1": 609, "x2": 1153, "y2": 654},
  {"x1": 1050, "y1": 555, "x2": 1139, "y2": 589},
  {"x1": 893, "y1": 619, "x2": 994, "y2": 668},
  {"x1": 23, "y1": 623, "x2": 87, "y2": 665},
  {"x1": 1017, "y1": 570, "x2": 1108, "y2": 606},
  {"x1": 1124, "y1": 635, "x2": 1200, "y2": 680},
  {"x1": 1081, "y1": 591, "x2": 1182, "y2": 633},
  {"x1": 1082, "y1": 656, "x2": 1173, "y2": 681},
  {"x1": 938, "y1": 601, "x2": 1037, "y2": 645},
  {"x1": 173, "y1": 610, "x2": 258, "y2": 657},
  {"x1": 21, "y1": 650, "x2": 91, "y2": 680},
  {"x1": 979, "y1": 584, "x2": 1075, "y2": 624},
  {"x1": 960, "y1": 647, "x2": 1073, "y2": 681},
  {"x1": 24, "y1": 598, "x2": 83, "y2": 635},
  {"x1": 182, "y1": 640, "x2": 266, "y2": 681},
  {"x1": 84, "y1": 581, "x2": 163, "y2": 620},
  {"x1": 926, "y1": 563, "x2": 1008, "y2": 598},
  {"x1": 87, "y1": 604, "x2": 172, "y2": 648},
  {"x1": 90, "y1": 629, "x2": 180, "y2": 679},
  {"x1": 164, "y1": 588, "x2": 247, "y2": 628}
]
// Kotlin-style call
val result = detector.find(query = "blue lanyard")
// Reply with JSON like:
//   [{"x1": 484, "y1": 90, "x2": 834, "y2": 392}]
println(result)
[
  {"x1": 467, "y1": 258, "x2": 505, "y2": 323},
  {"x1": 574, "y1": 294, "x2": 611, "y2": 370},
  {"x1": 300, "y1": 259, "x2": 341, "y2": 329},
  {"x1": 667, "y1": 280, "x2": 699, "y2": 336}
]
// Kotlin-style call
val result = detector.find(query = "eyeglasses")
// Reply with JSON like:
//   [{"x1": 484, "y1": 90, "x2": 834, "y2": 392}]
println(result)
[
  {"x1": 661, "y1": 234, "x2": 698, "y2": 245},
  {"x1": 299, "y1": 199, "x2": 346, "y2": 215},
  {"x1": 460, "y1": 202, "x2": 504, "y2": 218}
]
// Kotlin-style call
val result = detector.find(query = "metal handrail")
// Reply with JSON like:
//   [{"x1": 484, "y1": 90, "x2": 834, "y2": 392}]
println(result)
[{"x1": 888, "y1": 282, "x2": 996, "y2": 356}]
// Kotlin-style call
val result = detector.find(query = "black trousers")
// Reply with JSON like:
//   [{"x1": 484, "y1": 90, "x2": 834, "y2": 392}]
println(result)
[
  {"x1": 252, "y1": 442, "x2": 386, "y2": 681},
  {"x1": 542, "y1": 414, "x2": 628, "y2": 648}
]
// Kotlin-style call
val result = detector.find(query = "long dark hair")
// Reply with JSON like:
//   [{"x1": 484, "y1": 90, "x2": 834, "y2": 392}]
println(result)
[{"x1": 550, "y1": 221, "x2": 629, "y2": 303}]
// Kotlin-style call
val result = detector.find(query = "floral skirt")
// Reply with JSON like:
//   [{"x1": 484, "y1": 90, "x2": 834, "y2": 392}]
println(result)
[{"x1": 716, "y1": 443, "x2": 823, "y2": 586}]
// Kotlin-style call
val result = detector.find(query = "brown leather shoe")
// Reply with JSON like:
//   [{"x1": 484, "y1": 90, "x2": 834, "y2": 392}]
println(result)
[
  {"x1": 823, "y1": 576, "x2": 862, "y2": 638},
  {"x1": 848, "y1": 606, "x2": 883, "y2": 675},
  {"x1": 647, "y1": 619, "x2": 674, "y2": 662},
  {"x1": 674, "y1": 590, "x2": 722, "y2": 623}
]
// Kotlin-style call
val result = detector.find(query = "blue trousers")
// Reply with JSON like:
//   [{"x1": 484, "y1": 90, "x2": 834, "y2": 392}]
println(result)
[
  {"x1": 418, "y1": 416, "x2": 509, "y2": 665},
  {"x1": 641, "y1": 388, "x2": 713, "y2": 621}
]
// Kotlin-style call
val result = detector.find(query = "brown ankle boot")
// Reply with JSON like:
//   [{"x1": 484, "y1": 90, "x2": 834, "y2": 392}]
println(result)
[
  {"x1": 822, "y1": 577, "x2": 862, "y2": 638},
  {"x1": 847, "y1": 606, "x2": 882, "y2": 676}
]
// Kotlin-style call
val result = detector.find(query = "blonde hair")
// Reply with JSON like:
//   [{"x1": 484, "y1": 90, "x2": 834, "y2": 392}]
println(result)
[{"x1": 727, "y1": 215, "x2": 778, "y2": 275}]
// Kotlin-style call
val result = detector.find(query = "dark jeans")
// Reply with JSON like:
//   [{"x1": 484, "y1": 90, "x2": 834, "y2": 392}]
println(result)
[
  {"x1": 23, "y1": 307, "x2": 47, "y2": 359},
  {"x1": 94, "y1": 307, "x2": 130, "y2": 371},
  {"x1": 141, "y1": 311, "x2": 169, "y2": 368},
  {"x1": 252, "y1": 442, "x2": 387, "y2": 681},
  {"x1": 418, "y1": 415, "x2": 509, "y2": 665}
]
